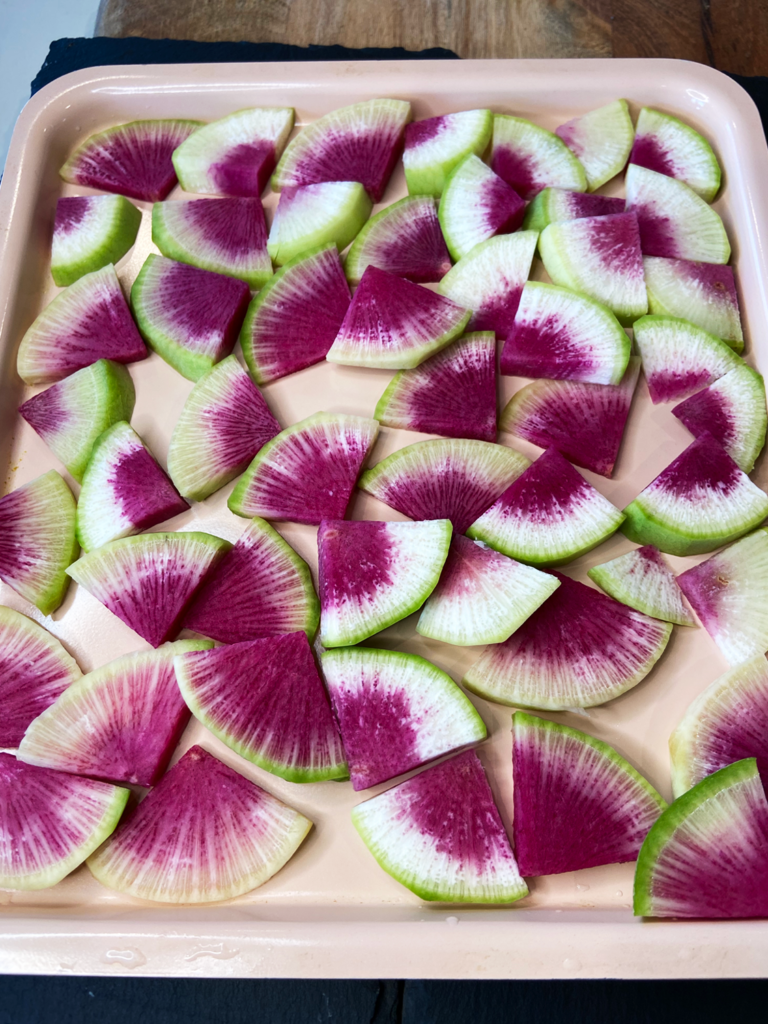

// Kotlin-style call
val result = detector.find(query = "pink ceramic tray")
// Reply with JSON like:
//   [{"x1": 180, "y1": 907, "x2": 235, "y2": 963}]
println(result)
[{"x1": 1, "y1": 58, "x2": 768, "y2": 979}]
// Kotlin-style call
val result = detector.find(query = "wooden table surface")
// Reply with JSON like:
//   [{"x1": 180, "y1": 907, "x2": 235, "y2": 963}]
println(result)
[{"x1": 95, "y1": 0, "x2": 768, "y2": 76}]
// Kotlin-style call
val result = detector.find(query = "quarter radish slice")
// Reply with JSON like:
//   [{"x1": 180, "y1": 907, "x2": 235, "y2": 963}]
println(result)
[
  {"x1": 633, "y1": 758, "x2": 768, "y2": 919},
  {"x1": 403, "y1": 109, "x2": 493, "y2": 197},
  {"x1": 499, "y1": 281, "x2": 631, "y2": 384},
  {"x1": 467, "y1": 447, "x2": 624, "y2": 567},
  {"x1": 344, "y1": 196, "x2": 451, "y2": 284},
  {"x1": 240, "y1": 244, "x2": 351, "y2": 385},
  {"x1": 555, "y1": 99, "x2": 635, "y2": 191},
  {"x1": 131, "y1": 254, "x2": 250, "y2": 382},
  {"x1": 172, "y1": 106, "x2": 294, "y2": 197},
  {"x1": 18, "y1": 640, "x2": 212, "y2": 787},
  {"x1": 60, "y1": 119, "x2": 202, "y2": 202},
  {"x1": 318, "y1": 518, "x2": 451, "y2": 648},
  {"x1": 0, "y1": 607, "x2": 82, "y2": 750},
  {"x1": 322, "y1": 647, "x2": 486, "y2": 791},
  {"x1": 438, "y1": 154, "x2": 525, "y2": 261},
  {"x1": 676, "y1": 529, "x2": 768, "y2": 665},
  {"x1": 588, "y1": 545, "x2": 696, "y2": 626},
  {"x1": 17, "y1": 264, "x2": 147, "y2": 385},
  {"x1": 672, "y1": 365, "x2": 767, "y2": 473},
  {"x1": 625, "y1": 163, "x2": 730, "y2": 263},
  {"x1": 513, "y1": 712, "x2": 666, "y2": 876},
  {"x1": 359, "y1": 437, "x2": 530, "y2": 535},
  {"x1": 522, "y1": 187, "x2": 624, "y2": 233},
  {"x1": 19, "y1": 358, "x2": 135, "y2": 483},
  {"x1": 373, "y1": 333, "x2": 496, "y2": 441},
  {"x1": 416, "y1": 534, "x2": 560, "y2": 646},
  {"x1": 0, "y1": 471, "x2": 78, "y2": 616},
  {"x1": 66, "y1": 532, "x2": 230, "y2": 649},
  {"x1": 327, "y1": 266, "x2": 469, "y2": 370},
  {"x1": 228, "y1": 411, "x2": 378, "y2": 525},
  {"x1": 167, "y1": 355, "x2": 281, "y2": 502},
  {"x1": 629, "y1": 107, "x2": 721, "y2": 202},
  {"x1": 464, "y1": 573, "x2": 672, "y2": 710},
  {"x1": 152, "y1": 197, "x2": 272, "y2": 288},
  {"x1": 184, "y1": 517, "x2": 319, "y2": 645},
  {"x1": 643, "y1": 256, "x2": 743, "y2": 350},
  {"x1": 87, "y1": 745, "x2": 312, "y2": 904},
  {"x1": 51, "y1": 195, "x2": 141, "y2": 287},
  {"x1": 175, "y1": 633, "x2": 347, "y2": 783},
  {"x1": 267, "y1": 181, "x2": 371, "y2": 266},
  {"x1": 539, "y1": 212, "x2": 648, "y2": 325},
  {"x1": 0, "y1": 754, "x2": 128, "y2": 890},
  {"x1": 499, "y1": 357, "x2": 640, "y2": 478},
  {"x1": 491, "y1": 115, "x2": 587, "y2": 200},
  {"x1": 76, "y1": 422, "x2": 189, "y2": 552},
  {"x1": 437, "y1": 232, "x2": 538, "y2": 338},
  {"x1": 351, "y1": 749, "x2": 528, "y2": 904},
  {"x1": 622, "y1": 434, "x2": 768, "y2": 557}
]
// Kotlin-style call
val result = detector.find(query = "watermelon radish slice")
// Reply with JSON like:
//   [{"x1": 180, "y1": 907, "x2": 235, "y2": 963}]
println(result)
[
  {"x1": 437, "y1": 232, "x2": 538, "y2": 338},
  {"x1": 228, "y1": 411, "x2": 378, "y2": 524},
  {"x1": 326, "y1": 266, "x2": 470, "y2": 370},
  {"x1": 0, "y1": 754, "x2": 128, "y2": 890},
  {"x1": 634, "y1": 314, "x2": 742, "y2": 405},
  {"x1": 87, "y1": 745, "x2": 311, "y2": 903},
  {"x1": 51, "y1": 195, "x2": 141, "y2": 287},
  {"x1": 672, "y1": 365, "x2": 767, "y2": 473},
  {"x1": 625, "y1": 164, "x2": 730, "y2": 263},
  {"x1": 491, "y1": 115, "x2": 587, "y2": 200},
  {"x1": 318, "y1": 518, "x2": 451, "y2": 647},
  {"x1": 670, "y1": 655, "x2": 768, "y2": 797},
  {"x1": 184, "y1": 516, "x2": 319, "y2": 644},
  {"x1": 538, "y1": 212, "x2": 648, "y2": 325},
  {"x1": 467, "y1": 447, "x2": 624, "y2": 566},
  {"x1": 513, "y1": 712, "x2": 666, "y2": 876},
  {"x1": 351, "y1": 749, "x2": 527, "y2": 903},
  {"x1": 152, "y1": 197, "x2": 272, "y2": 288},
  {"x1": 267, "y1": 181, "x2": 372, "y2": 267},
  {"x1": 499, "y1": 357, "x2": 641, "y2": 478},
  {"x1": 344, "y1": 196, "x2": 452, "y2": 285},
  {"x1": 17, "y1": 265, "x2": 147, "y2": 386},
  {"x1": 676, "y1": 529, "x2": 768, "y2": 665},
  {"x1": 0, "y1": 607, "x2": 82, "y2": 750},
  {"x1": 322, "y1": 647, "x2": 485, "y2": 790},
  {"x1": 166, "y1": 355, "x2": 281, "y2": 502},
  {"x1": 0, "y1": 471, "x2": 78, "y2": 616},
  {"x1": 403, "y1": 109, "x2": 493, "y2": 197},
  {"x1": 372, "y1": 332, "x2": 496, "y2": 441},
  {"x1": 416, "y1": 534, "x2": 560, "y2": 646},
  {"x1": 358, "y1": 438, "x2": 530, "y2": 534},
  {"x1": 66, "y1": 532, "x2": 230, "y2": 648},
  {"x1": 588, "y1": 545, "x2": 696, "y2": 626},
  {"x1": 499, "y1": 281, "x2": 631, "y2": 384},
  {"x1": 522, "y1": 187, "x2": 624, "y2": 234},
  {"x1": 630, "y1": 107, "x2": 721, "y2": 203},
  {"x1": 171, "y1": 106, "x2": 294, "y2": 197},
  {"x1": 60, "y1": 119, "x2": 202, "y2": 202},
  {"x1": 464, "y1": 572, "x2": 672, "y2": 709},
  {"x1": 19, "y1": 358, "x2": 135, "y2": 483},
  {"x1": 643, "y1": 256, "x2": 743, "y2": 350},
  {"x1": 634, "y1": 758, "x2": 768, "y2": 919},
  {"x1": 240, "y1": 244, "x2": 351, "y2": 385},
  {"x1": 554, "y1": 99, "x2": 635, "y2": 192},
  {"x1": 438, "y1": 154, "x2": 525, "y2": 262},
  {"x1": 271, "y1": 98, "x2": 411, "y2": 202},
  {"x1": 76, "y1": 422, "x2": 189, "y2": 552},
  {"x1": 17, "y1": 640, "x2": 212, "y2": 787},
  {"x1": 174, "y1": 633, "x2": 346, "y2": 783},
  {"x1": 131, "y1": 254, "x2": 250, "y2": 382},
  {"x1": 622, "y1": 434, "x2": 768, "y2": 556}
]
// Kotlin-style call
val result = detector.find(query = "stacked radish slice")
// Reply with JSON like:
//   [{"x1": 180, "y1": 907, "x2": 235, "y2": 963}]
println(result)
[{"x1": 2, "y1": 92, "x2": 767, "y2": 919}]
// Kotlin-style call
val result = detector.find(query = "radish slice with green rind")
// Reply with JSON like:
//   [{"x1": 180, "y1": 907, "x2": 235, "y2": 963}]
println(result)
[
  {"x1": 522, "y1": 187, "x2": 624, "y2": 233},
  {"x1": 555, "y1": 99, "x2": 635, "y2": 192},
  {"x1": 491, "y1": 115, "x2": 587, "y2": 200},
  {"x1": 629, "y1": 107, "x2": 721, "y2": 202},
  {"x1": 351, "y1": 749, "x2": 527, "y2": 903},
  {"x1": 344, "y1": 196, "x2": 452, "y2": 284},
  {"x1": 267, "y1": 181, "x2": 372, "y2": 266},
  {"x1": 438, "y1": 154, "x2": 525, "y2": 261},
  {"x1": 403, "y1": 109, "x2": 493, "y2": 197},
  {"x1": 643, "y1": 256, "x2": 743, "y2": 350},
  {"x1": 588, "y1": 544, "x2": 696, "y2": 626},
  {"x1": 52, "y1": 195, "x2": 141, "y2": 287}
]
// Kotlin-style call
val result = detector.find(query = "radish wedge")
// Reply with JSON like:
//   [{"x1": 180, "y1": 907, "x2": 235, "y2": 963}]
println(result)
[
  {"x1": 555, "y1": 99, "x2": 635, "y2": 191},
  {"x1": 588, "y1": 545, "x2": 696, "y2": 626},
  {"x1": 344, "y1": 196, "x2": 451, "y2": 284},
  {"x1": 629, "y1": 107, "x2": 721, "y2": 202},
  {"x1": 438, "y1": 154, "x2": 525, "y2": 261},
  {"x1": 403, "y1": 109, "x2": 493, "y2": 197},
  {"x1": 267, "y1": 181, "x2": 372, "y2": 266},
  {"x1": 51, "y1": 195, "x2": 141, "y2": 287},
  {"x1": 491, "y1": 115, "x2": 587, "y2": 200},
  {"x1": 643, "y1": 256, "x2": 743, "y2": 350},
  {"x1": 522, "y1": 188, "x2": 624, "y2": 233}
]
